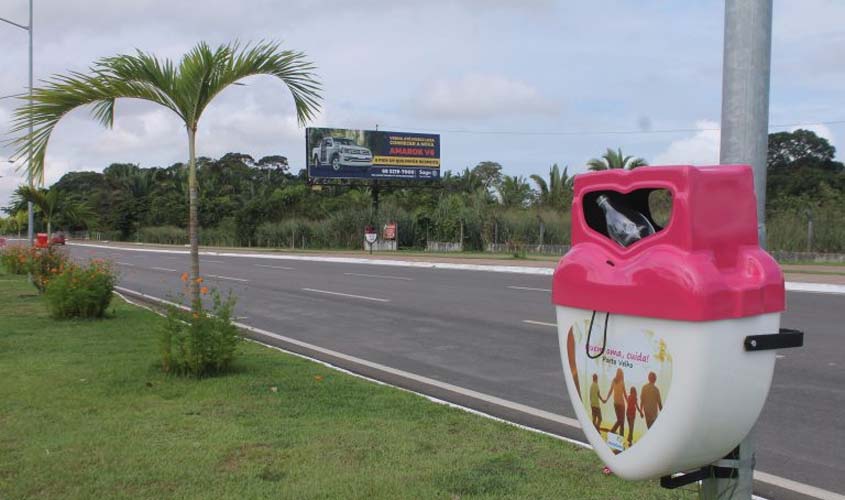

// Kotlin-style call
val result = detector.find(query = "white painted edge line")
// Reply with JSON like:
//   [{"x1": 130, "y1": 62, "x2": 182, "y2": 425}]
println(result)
[
  {"x1": 207, "y1": 274, "x2": 249, "y2": 283},
  {"x1": 150, "y1": 266, "x2": 177, "y2": 272},
  {"x1": 113, "y1": 285, "x2": 839, "y2": 500},
  {"x1": 754, "y1": 471, "x2": 845, "y2": 500},
  {"x1": 302, "y1": 287, "x2": 390, "y2": 303},
  {"x1": 69, "y1": 242, "x2": 554, "y2": 276},
  {"x1": 785, "y1": 281, "x2": 845, "y2": 295},
  {"x1": 344, "y1": 272, "x2": 413, "y2": 281},
  {"x1": 255, "y1": 264, "x2": 295, "y2": 270},
  {"x1": 508, "y1": 285, "x2": 552, "y2": 292},
  {"x1": 71, "y1": 242, "x2": 845, "y2": 294},
  {"x1": 523, "y1": 319, "x2": 557, "y2": 328},
  {"x1": 116, "y1": 262, "x2": 135, "y2": 267},
  {"x1": 204, "y1": 260, "x2": 225, "y2": 264}
]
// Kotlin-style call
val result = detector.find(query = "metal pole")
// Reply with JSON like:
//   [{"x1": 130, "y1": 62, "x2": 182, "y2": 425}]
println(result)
[
  {"x1": 27, "y1": 0, "x2": 34, "y2": 246},
  {"x1": 704, "y1": 1, "x2": 773, "y2": 499},
  {"x1": 719, "y1": 0, "x2": 772, "y2": 248}
]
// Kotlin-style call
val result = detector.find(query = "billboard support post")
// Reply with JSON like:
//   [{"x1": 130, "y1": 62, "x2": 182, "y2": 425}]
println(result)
[{"x1": 371, "y1": 180, "x2": 380, "y2": 214}]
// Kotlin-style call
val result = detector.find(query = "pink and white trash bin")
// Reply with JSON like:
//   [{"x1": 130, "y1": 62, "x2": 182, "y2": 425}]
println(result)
[{"x1": 552, "y1": 165, "x2": 802, "y2": 481}]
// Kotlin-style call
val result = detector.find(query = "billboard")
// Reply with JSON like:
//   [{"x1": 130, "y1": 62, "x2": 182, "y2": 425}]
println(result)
[{"x1": 306, "y1": 127, "x2": 440, "y2": 181}]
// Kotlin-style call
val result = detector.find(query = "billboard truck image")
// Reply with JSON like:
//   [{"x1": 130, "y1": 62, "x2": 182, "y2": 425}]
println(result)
[
  {"x1": 306, "y1": 127, "x2": 440, "y2": 181},
  {"x1": 311, "y1": 136, "x2": 373, "y2": 171}
]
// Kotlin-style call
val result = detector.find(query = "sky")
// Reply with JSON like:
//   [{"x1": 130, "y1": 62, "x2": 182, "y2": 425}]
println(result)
[{"x1": 1, "y1": 0, "x2": 844, "y2": 208}]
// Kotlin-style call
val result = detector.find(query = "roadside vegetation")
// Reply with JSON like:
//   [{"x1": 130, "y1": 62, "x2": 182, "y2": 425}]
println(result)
[
  {"x1": 0, "y1": 271, "x2": 692, "y2": 499},
  {"x1": 2, "y1": 130, "x2": 842, "y2": 255}
]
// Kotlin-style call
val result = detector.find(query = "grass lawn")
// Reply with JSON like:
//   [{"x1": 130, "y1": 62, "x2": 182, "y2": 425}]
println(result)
[{"x1": 0, "y1": 271, "x2": 690, "y2": 499}]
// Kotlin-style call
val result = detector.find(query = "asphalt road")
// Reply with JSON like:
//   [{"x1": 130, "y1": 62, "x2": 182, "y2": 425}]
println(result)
[{"x1": 69, "y1": 244, "x2": 845, "y2": 499}]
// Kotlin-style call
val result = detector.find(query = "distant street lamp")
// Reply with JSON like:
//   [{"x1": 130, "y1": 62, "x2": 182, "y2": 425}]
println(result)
[{"x1": 1, "y1": 0, "x2": 34, "y2": 246}]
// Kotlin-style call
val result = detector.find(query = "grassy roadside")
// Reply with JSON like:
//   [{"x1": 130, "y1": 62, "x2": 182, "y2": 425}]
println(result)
[{"x1": 0, "y1": 271, "x2": 690, "y2": 499}]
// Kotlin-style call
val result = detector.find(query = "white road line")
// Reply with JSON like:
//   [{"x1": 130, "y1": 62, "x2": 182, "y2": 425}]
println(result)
[
  {"x1": 150, "y1": 266, "x2": 177, "y2": 272},
  {"x1": 69, "y1": 242, "x2": 845, "y2": 294},
  {"x1": 113, "y1": 284, "x2": 843, "y2": 500},
  {"x1": 344, "y1": 272, "x2": 413, "y2": 281},
  {"x1": 302, "y1": 288, "x2": 390, "y2": 302},
  {"x1": 207, "y1": 274, "x2": 249, "y2": 283},
  {"x1": 523, "y1": 319, "x2": 557, "y2": 328},
  {"x1": 508, "y1": 285, "x2": 552, "y2": 292},
  {"x1": 116, "y1": 262, "x2": 135, "y2": 267},
  {"x1": 255, "y1": 264, "x2": 295, "y2": 270},
  {"x1": 786, "y1": 282, "x2": 845, "y2": 295},
  {"x1": 754, "y1": 471, "x2": 845, "y2": 500},
  {"x1": 204, "y1": 260, "x2": 225, "y2": 264}
]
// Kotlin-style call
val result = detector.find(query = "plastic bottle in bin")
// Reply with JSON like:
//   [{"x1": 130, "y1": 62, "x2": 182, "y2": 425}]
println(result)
[{"x1": 596, "y1": 194, "x2": 655, "y2": 247}]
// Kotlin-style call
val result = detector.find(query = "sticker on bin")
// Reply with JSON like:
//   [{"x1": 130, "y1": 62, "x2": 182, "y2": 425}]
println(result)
[{"x1": 565, "y1": 316, "x2": 672, "y2": 454}]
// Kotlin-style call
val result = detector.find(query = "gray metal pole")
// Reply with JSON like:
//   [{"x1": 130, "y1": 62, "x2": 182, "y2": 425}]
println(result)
[
  {"x1": 27, "y1": 0, "x2": 34, "y2": 246},
  {"x1": 703, "y1": 1, "x2": 773, "y2": 499},
  {"x1": 719, "y1": 0, "x2": 772, "y2": 248}
]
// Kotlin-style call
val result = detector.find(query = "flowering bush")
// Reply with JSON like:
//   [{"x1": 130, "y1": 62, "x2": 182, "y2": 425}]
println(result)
[
  {"x1": 26, "y1": 245, "x2": 71, "y2": 293},
  {"x1": 44, "y1": 259, "x2": 116, "y2": 319},
  {"x1": 159, "y1": 284, "x2": 240, "y2": 377},
  {"x1": 0, "y1": 245, "x2": 29, "y2": 274}
]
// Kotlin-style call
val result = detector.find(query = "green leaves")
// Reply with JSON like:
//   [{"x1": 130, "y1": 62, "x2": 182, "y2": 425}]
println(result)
[
  {"x1": 586, "y1": 147, "x2": 648, "y2": 171},
  {"x1": 8, "y1": 40, "x2": 322, "y2": 185}
]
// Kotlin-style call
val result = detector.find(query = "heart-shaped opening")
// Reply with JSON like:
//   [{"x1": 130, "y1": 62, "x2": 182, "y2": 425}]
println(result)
[{"x1": 583, "y1": 188, "x2": 672, "y2": 248}]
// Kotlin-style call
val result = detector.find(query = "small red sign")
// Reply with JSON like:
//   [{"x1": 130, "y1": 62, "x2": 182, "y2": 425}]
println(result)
[{"x1": 383, "y1": 223, "x2": 397, "y2": 241}]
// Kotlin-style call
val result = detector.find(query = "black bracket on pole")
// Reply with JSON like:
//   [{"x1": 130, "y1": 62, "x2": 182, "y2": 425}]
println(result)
[
  {"x1": 660, "y1": 465, "x2": 735, "y2": 489},
  {"x1": 744, "y1": 328, "x2": 804, "y2": 351}
]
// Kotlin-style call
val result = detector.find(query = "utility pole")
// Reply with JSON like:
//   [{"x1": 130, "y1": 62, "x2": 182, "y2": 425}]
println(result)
[
  {"x1": 704, "y1": 1, "x2": 773, "y2": 498},
  {"x1": 1, "y1": 0, "x2": 35, "y2": 246},
  {"x1": 28, "y1": 0, "x2": 34, "y2": 247}
]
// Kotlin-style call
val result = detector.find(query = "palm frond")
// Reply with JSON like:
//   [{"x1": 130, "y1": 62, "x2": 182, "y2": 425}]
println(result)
[
  {"x1": 186, "y1": 40, "x2": 322, "y2": 126},
  {"x1": 8, "y1": 40, "x2": 321, "y2": 184}
]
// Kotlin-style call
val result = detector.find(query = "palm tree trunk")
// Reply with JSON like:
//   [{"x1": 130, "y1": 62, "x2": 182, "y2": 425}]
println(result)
[
  {"x1": 47, "y1": 220, "x2": 51, "y2": 241},
  {"x1": 187, "y1": 127, "x2": 201, "y2": 310}
]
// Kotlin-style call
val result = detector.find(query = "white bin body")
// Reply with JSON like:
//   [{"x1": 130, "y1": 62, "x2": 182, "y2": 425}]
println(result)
[{"x1": 556, "y1": 305, "x2": 779, "y2": 480}]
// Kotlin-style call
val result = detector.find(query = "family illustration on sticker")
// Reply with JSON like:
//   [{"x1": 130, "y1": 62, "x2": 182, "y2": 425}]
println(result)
[{"x1": 566, "y1": 322, "x2": 673, "y2": 453}]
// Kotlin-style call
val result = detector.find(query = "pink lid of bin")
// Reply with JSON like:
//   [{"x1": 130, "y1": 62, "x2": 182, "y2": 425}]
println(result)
[{"x1": 552, "y1": 165, "x2": 785, "y2": 321}]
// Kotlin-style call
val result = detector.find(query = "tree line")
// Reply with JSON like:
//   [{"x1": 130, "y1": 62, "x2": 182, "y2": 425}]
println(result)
[{"x1": 3, "y1": 130, "x2": 844, "y2": 253}]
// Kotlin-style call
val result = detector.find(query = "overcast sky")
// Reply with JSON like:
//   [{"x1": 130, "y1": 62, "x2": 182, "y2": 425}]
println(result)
[{"x1": 1, "y1": 0, "x2": 843, "y2": 207}]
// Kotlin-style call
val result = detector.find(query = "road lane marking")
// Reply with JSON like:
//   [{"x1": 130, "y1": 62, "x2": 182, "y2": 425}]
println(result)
[
  {"x1": 508, "y1": 286, "x2": 552, "y2": 292},
  {"x1": 302, "y1": 288, "x2": 389, "y2": 302},
  {"x1": 151, "y1": 266, "x2": 177, "y2": 272},
  {"x1": 114, "y1": 284, "x2": 844, "y2": 500},
  {"x1": 116, "y1": 262, "x2": 135, "y2": 267},
  {"x1": 523, "y1": 320, "x2": 557, "y2": 328},
  {"x1": 207, "y1": 274, "x2": 249, "y2": 283},
  {"x1": 785, "y1": 282, "x2": 845, "y2": 295},
  {"x1": 69, "y1": 243, "x2": 845, "y2": 294},
  {"x1": 204, "y1": 260, "x2": 224, "y2": 264},
  {"x1": 344, "y1": 272, "x2": 413, "y2": 281},
  {"x1": 255, "y1": 264, "x2": 295, "y2": 270},
  {"x1": 753, "y1": 471, "x2": 845, "y2": 500}
]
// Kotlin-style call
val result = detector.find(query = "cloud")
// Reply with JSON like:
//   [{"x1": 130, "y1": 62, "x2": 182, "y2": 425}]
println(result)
[
  {"x1": 415, "y1": 74, "x2": 558, "y2": 120},
  {"x1": 652, "y1": 121, "x2": 721, "y2": 166},
  {"x1": 789, "y1": 123, "x2": 836, "y2": 150}
]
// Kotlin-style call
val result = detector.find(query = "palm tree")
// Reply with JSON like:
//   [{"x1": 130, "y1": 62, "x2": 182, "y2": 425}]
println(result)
[
  {"x1": 498, "y1": 175, "x2": 532, "y2": 209},
  {"x1": 530, "y1": 163, "x2": 573, "y2": 210},
  {"x1": 587, "y1": 148, "x2": 648, "y2": 171},
  {"x1": 12, "y1": 185, "x2": 93, "y2": 239},
  {"x1": 9, "y1": 41, "x2": 321, "y2": 308}
]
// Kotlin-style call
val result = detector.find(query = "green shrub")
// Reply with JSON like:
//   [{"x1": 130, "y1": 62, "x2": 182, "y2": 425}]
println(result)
[
  {"x1": 44, "y1": 259, "x2": 117, "y2": 319},
  {"x1": 159, "y1": 290, "x2": 240, "y2": 377},
  {"x1": 26, "y1": 246, "x2": 71, "y2": 293},
  {"x1": 0, "y1": 245, "x2": 29, "y2": 274},
  {"x1": 138, "y1": 226, "x2": 187, "y2": 245}
]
